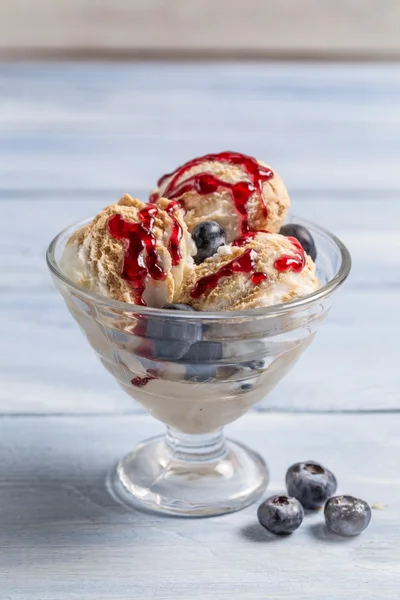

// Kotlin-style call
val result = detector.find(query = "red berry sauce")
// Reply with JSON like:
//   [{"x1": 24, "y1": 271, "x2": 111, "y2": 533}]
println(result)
[
  {"x1": 190, "y1": 248, "x2": 267, "y2": 299},
  {"x1": 165, "y1": 201, "x2": 183, "y2": 266},
  {"x1": 274, "y1": 236, "x2": 306, "y2": 273},
  {"x1": 152, "y1": 151, "x2": 274, "y2": 234},
  {"x1": 107, "y1": 206, "x2": 165, "y2": 306},
  {"x1": 131, "y1": 375, "x2": 155, "y2": 388},
  {"x1": 251, "y1": 272, "x2": 267, "y2": 285}
]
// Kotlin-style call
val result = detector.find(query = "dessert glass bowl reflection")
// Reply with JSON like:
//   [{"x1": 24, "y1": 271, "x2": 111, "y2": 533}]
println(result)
[{"x1": 47, "y1": 217, "x2": 351, "y2": 517}]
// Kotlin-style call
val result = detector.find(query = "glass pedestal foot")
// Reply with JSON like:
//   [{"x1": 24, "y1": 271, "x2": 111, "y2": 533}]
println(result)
[{"x1": 110, "y1": 428, "x2": 269, "y2": 517}]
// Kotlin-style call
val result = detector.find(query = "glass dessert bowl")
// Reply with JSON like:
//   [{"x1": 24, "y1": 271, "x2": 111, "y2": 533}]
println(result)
[{"x1": 47, "y1": 216, "x2": 350, "y2": 517}]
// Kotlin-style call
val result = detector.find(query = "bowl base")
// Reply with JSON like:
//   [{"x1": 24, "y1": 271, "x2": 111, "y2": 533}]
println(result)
[{"x1": 110, "y1": 435, "x2": 269, "y2": 517}]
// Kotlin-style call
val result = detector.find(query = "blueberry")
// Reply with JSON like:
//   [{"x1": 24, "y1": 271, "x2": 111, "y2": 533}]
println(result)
[
  {"x1": 286, "y1": 461, "x2": 337, "y2": 510},
  {"x1": 257, "y1": 495, "x2": 304, "y2": 535},
  {"x1": 183, "y1": 340, "x2": 223, "y2": 362},
  {"x1": 192, "y1": 221, "x2": 226, "y2": 264},
  {"x1": 183, "y1": 341, "x2": 223, "y2": 381},
  {"x1": 325, "y1": 495, "x2": 371, "y2": 536},
  {"x1": 146, "y1": 305, "x2": 201, "y2": 360},
  {"x1": 279, "y1": 224, "x2": 317, "y2": 261},
  {"x1": 243, "y1": 359, "x2": 265, "y2": 370},
  {"x1": 240, "y1": 382, "x2": 253, "y2": 391}
]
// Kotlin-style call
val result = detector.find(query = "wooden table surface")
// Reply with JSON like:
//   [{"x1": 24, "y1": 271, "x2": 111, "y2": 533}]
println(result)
[{"x1": 1, "y1": 62, "x2": 400, "y2": 599}]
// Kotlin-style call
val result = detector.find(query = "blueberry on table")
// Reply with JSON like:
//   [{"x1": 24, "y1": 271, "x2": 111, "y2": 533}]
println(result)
[
  {"x1": 146, "y1": 304, "x2": 201, "y2": 360},
  {"x1": 279, "y1": 224, "x2": 317, "y2": 262},
  {"x1": 192, "y1": 221, "x2": 226, "y2": 264},
  {"x1": 286, "y1": 461, "x2": 337, "y2": 510},
  {"x1": 324, "y1": 495, "x2": 371, "y2": 536},
  {"x1": 257, "y1": 495, "x2": 304, "y2": 535}
]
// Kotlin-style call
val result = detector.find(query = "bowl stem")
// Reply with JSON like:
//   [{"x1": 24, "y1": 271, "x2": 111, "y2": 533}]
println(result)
[{"x1": 165, "y1": 426, "x2": 227, "y2": 463}]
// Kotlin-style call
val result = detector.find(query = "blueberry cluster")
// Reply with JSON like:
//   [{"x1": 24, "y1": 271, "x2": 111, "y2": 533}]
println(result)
[{"x1": 257, "y1": 461, "x2": 371, "y2": 537}]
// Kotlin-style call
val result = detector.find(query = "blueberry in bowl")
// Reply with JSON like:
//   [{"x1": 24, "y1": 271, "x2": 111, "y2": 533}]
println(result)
[
  {"x1": 192, "y1": 221, "x2": 226, "y2": 264},
  {"x1": 280, "y1": 223, "x2": 317, "y2": 262},
  {"x1": 183, "y1": 340, "x2": 223, "y2": 381},
  {"x1": 146, "y1": 303, "x2": 201, "y2": 360}
]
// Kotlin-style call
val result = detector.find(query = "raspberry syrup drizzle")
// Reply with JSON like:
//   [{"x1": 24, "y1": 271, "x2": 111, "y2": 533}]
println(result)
[
  {"x1": 274, "y1": 236, "x2": 306, "y2": 273},
  {"x1": 107, "y1": 206, "x2": 165, "y2": 306},
  {"x1": 131, "y1": 375, "x2": 155, "y2": 388},
  {"x1": 152, "y1": 151, "x2": 274, "y2": 234},
  {"x1": 165, "y1": 201, "x2": 183, "y2": 266},
  {"x1": 190, "y1": 248, "x2": 266, "y2": 298},
  {"x1": 251, "y1": 272, "x2": 267, "y2": 284}
]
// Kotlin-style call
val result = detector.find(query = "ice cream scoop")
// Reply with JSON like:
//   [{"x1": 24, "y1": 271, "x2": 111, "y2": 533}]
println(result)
[
  {"x1": 178, "y1": 232, "x2": 320, "y2": 311},
  {"x1": 150, "y1": 151, "x2": 290, "y2": 242},
  {"x1": 60, "y1": 194, "x2": 196, "y2": 307}
]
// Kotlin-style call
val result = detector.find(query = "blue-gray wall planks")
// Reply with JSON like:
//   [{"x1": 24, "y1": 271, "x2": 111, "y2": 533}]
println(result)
[
  {"x1": 1, "y1": 64, "x2": 399, "y2": 413},
  {"x1": 0, "y1": 63, "x2": 400, "y2": 599},
  {"x1": 1, "y1": 64, "x2": 400, "y2": 191}
]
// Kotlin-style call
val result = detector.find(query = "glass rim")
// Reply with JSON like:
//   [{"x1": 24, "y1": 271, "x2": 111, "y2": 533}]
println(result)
[{"x1": 46, "y1": 215, "x2": 351, "y2": 321}]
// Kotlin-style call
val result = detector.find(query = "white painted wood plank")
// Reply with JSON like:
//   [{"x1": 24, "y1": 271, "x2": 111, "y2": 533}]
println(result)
[
  {"x1": 1, "y1": 64, "x2": 400, "y2": 191},
  {"x1": 2, "y1": 0, "x2": 400, "y2": 57},
  {"x1": 0, "y1": 413, "x2": 399, "y2": 599}
]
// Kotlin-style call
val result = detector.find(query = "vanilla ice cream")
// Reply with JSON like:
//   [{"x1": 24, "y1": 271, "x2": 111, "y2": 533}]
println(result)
[
  {"x1": 150, "y1": 151, "x2": 290, "y2": 242},
  {"x1": 178, "y1": 232, "x2": 320, "y2": 311},
  {"x1": 60, "y1": 194, "x2": 196, "y2": 307}
]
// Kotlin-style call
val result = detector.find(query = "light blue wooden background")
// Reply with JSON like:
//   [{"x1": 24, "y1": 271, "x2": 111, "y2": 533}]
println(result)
[{"x1": 0, "y1": 63, "x2": 400, "y2": 599}]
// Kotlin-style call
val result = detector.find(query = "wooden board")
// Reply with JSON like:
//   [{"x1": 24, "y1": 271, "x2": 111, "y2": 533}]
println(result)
[{"x1": 0, "y1": 413, "x2": 399, "y2": 599}]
